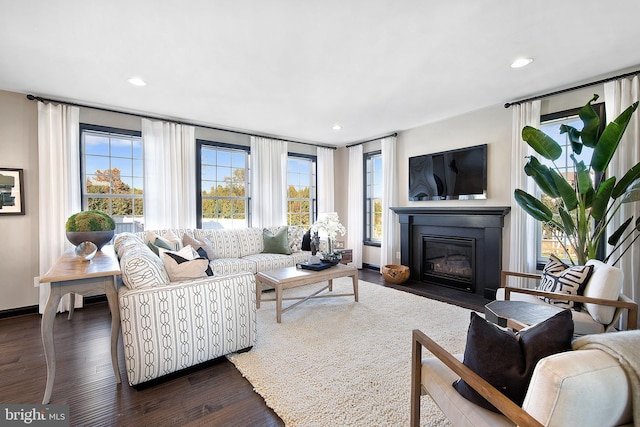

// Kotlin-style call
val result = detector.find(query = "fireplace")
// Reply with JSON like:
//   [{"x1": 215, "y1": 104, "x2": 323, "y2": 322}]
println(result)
[
  {"x1": 423, "y1": 236, "x2": 475, "y2": 292},
  {"x1": 391, "y1": 207, "x2": 510, "y2": 299}
]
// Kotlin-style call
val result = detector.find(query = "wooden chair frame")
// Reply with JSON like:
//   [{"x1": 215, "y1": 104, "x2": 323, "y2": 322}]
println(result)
[
  {"x1": 500, "y1": 271, "x2": 638, "y2": 331},
  {"x1": 410, "y1": 329, "x2": 543, "y2": 427}
]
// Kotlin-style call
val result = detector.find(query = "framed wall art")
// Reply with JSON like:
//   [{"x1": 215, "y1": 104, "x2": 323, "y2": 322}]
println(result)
[{"x1": 0, "y1": 168, "x2": 25, "y2": 215}]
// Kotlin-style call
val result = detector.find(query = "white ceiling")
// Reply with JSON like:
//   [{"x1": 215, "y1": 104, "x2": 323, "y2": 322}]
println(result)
[{"x1": 1, "y1": 1, "x2": 640, "y2": 146}]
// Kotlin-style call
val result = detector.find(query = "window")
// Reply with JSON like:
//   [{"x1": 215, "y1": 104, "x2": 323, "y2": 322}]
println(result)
[
  {"x1": 364, "y1": 151, "x2": 383, "y2": 245},
  {"x1": 81, "y1": 125, "x2": 143, "y2": 233},
  {"x1": 198, "y1": 141, "x2": 250, "y2": 229},
  {"x1": 536, "y1": 104, "x2": 605, "y2": 266},
  {"x1": 287, "y1": 155, "x2": 316, "y2": 228}
]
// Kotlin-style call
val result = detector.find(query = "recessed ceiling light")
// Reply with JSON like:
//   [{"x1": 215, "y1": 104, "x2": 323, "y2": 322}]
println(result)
[
  {"x1": 332, "y1": 124, "x2": 342, "y2": 131},
  {"x1": 511, "y1": 58, "x2": 534, "y2": 69},
  {"x1": 127, "y1": 77, "x2": 147, "y2": 87}
]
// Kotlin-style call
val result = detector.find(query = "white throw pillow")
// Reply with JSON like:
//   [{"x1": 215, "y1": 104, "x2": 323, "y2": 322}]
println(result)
[{"x1": 583, "y1": 259, "x2": 623, "y2": 324}]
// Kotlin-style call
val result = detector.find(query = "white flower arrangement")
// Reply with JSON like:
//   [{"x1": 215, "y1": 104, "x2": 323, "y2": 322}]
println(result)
[{"x1": 311, "y1": 212, "x2": 346, "y2": 242}]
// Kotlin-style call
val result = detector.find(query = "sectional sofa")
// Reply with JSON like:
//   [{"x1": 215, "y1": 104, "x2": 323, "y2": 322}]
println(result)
[{"x1": 114, "y1": 226, "x2": 309, "y2": 385}]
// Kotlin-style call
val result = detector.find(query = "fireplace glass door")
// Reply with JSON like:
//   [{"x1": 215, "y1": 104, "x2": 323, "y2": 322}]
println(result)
[{"x1": 422, "y1": 235, "x2": 475, "y2": 292}]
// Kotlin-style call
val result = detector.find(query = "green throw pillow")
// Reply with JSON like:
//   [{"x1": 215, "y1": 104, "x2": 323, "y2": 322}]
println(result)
[{"x1": 263, "y1": 226, "x2": 291, "y2": 255}]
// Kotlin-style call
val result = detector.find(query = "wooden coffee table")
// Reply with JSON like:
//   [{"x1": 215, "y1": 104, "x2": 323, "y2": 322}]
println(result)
[
  {"x1": 484, "y1": 300, "x2": 565, "y2": 331},
  {"x1": 256, "y1": 264, "x2": 358, "y2": 323}
]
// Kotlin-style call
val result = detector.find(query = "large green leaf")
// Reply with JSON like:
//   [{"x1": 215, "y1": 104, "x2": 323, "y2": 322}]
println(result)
[
  {"x1": 550, "y1": 169, "x2": 578, "y2": 211},
  {"x1": 524, "y1": 156, "x2": 559, "y2": 197},
  {"x1": 514, "y1": 189, "x2": 553, "y2": 222},
  {"x1": 558, "y1": 207, "x2": 575, "y2": 235},
  {"x1": 612, "y1": 161, "x2": 640, "y2": 198},
  {"x1": 591, "y1": 177, "x2": 615, "y2": 220},
  {"x1": 592, "y1": 102, "x2": 639, "y2": 172},
  {"x1": 559, "y1": 124, "x2": 583, "y2": 154},
  {"x1": 522, "y1": 126, "x2": 562, "y2": 160},
  {"x1": 573, "y1": 156, "x2": 592, "y2": 195},
  {"x1": 608, "y1": 217, "x2": 633, "y2": 245},
  {"x1": 621, "y1": 178, "x2": 640, "y2": 203},
  {"x1": 577, "y1": 95, "x2": 601, "y2": 147}
]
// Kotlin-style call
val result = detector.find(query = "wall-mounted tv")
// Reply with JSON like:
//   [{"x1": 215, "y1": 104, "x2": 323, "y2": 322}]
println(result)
[{"x1": 409, "y1": 144, "x2": 487, "y2": 201}]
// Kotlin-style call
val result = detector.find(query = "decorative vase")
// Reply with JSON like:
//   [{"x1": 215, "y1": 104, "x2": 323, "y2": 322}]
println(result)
[
  {"x1": 66, "y1": 230, "x2": 114, "y2": 250},
  {"x1": 74, "y1": 241, "x2": 98, "y2": 261},
  {"x1": 321, "y1": 238, "x2": 342, "y2": 265}
]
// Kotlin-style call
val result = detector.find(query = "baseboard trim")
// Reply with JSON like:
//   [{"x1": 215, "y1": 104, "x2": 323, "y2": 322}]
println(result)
[
  {"x1": 362, "y1": 263, "x2": 380, "y2": 272},
  {"x1": 0, "y1": 294, "x2": 108, "y2": 320}
]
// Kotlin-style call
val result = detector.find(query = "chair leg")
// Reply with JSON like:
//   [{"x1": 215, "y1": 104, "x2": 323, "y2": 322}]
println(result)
[{"x1": 410, "y1": 330, "x2": 422, "y2": 427}]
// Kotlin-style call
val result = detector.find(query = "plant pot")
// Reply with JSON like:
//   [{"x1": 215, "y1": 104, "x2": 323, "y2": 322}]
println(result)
[
  {"x1": 381, "y1": 264, "x2": 410, "y2": 284},
  {"x1": 66, "y1": 230, "x2": 114, "y2": 250}
]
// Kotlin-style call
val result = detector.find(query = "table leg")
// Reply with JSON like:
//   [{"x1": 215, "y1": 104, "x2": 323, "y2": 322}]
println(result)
[
  {"x1": 67, "y1": 293, "x2": 75, "y2": 320},
  {"x1": 328, "y1": 279, "x2": 333, "y2": 292},
  {"x1": 42, "y1": 286, "x2": 63, "y2": 404},
  {"x1": 276, "y1": 284, "x2": 283, "y2": 323},
  {"x1": 256, "y1": 277, "x2": 261, "y2": 309},
  {"x1": 352, "y1": 272, "x2": 359, "y2": 302},
  {"x1": 104, "y1": 277, "x2": 121, "y2": 383}
]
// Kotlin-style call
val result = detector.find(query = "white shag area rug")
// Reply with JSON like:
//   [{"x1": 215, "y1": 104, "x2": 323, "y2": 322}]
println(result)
[{"x1": 227, "y1": 277, "x2": 475, "y2": 426}]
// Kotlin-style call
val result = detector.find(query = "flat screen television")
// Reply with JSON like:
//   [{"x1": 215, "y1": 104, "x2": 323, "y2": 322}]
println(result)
[{"x1": 408, "y1": 144, "x2": 487, "y2": 201}]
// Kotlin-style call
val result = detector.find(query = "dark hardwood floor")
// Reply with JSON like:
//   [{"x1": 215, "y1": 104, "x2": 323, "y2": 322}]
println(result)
[{"x1": 0, "y1": 269, "x2": 485, "y2": 426}]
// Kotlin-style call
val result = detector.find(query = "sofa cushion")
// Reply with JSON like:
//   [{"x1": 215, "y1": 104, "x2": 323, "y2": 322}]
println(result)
[
  {"x1": 182, "y1": 234, "x2": 217, "y2": 260},
  {"x1": 162, "y1": 251, "x2": 211, "y2": 282},
  {"x1": 120, "y1": 246, "x2": 170, "y2": 289},
  {"x1": 244, "y1": 252, "x2": 308, "y2": 272},
  {"x1": 536, "y1": 257, "x2": 594, "y2": 310},
  {"x1": 583, "y1": 259, "x2": 623, "y2": 325},
  {"x1": 210, "y1": 257, "x2": 258, "y2": 275},
  {"x1": 288, "y1": 226, "x2": 305, "y2": 252},
  {"x1": 236, "y1": 227, "x2": 265, "y2": 257},
  {"x1": 453, "y1": 310, "x2": 573, "y2": 412},
  {"x1": 195, "y1": 229, "x2": 242, "y2": 259},
  {"x1": 523, "y1": 349, "x2": 632, "y2": 426},
  {"x1": 146, "y1": 230, "x2": 182, "y2": 251},
  {"x1": 263, "y1": 226, "x2": 292, "y2": 255}
]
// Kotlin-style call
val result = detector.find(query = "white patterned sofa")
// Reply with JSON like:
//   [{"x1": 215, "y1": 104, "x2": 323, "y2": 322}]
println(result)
[{"x1": 114, "y1": 226, "x2": 309, "y2": 386}]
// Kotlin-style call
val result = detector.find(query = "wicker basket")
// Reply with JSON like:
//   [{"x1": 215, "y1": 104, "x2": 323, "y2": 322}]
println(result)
[{"x1": 381, "y1": 264, "x2": 410, "y2": 284}]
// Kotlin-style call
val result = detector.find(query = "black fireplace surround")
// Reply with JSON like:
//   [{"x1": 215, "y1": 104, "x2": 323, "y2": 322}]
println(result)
[{"x1": 390, "y1": 207, "x2": 510, "y2": 299}]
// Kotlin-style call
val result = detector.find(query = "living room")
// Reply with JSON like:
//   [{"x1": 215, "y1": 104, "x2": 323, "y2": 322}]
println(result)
[{"x1": 1, "y1": 1, "x2": 640, "y2": 426}]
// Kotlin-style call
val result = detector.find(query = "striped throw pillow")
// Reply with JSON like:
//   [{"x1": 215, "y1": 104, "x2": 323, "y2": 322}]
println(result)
[{"x1": 537, "y1": 256, "x2": 594, "y2": 309}]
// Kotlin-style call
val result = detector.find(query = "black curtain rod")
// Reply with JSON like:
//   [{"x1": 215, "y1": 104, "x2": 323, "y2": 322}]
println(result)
[
  {"x1": 345, "y1": 132, "x2": 398, "y2": 148},
  {"x1": 504, "y1": 69, "x2": 640, "y2": 108},
  {"x1": 26, "y1": 94, "x2": 337, "y2": 150}
]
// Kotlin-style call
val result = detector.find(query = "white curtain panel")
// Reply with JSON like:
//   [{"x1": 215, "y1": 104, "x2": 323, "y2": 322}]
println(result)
[
  {"x1": 604, "y1": 77, "x2": 640, "y2": 326},
  {"x1": 509, "y1": 100, "x2": 541, "y2": 285},
  {"x1": 380, "y1": 136, "x2": 399, "y2": 268},
  {"x1": 316, "y1": 146, "x2": 335, "y2": 213},
  {"x1": 347, "y1": 145, "x2": 364, "y2": 268},
  {"x1": 37, "y1": 102, "x2": 83, "y2": 313},
  {"x1": 251, "y1": 136, "x2": 287, "y2": 228},
  {"x1": 142, "y1": 119, "x2": 196, "y2": 230}
]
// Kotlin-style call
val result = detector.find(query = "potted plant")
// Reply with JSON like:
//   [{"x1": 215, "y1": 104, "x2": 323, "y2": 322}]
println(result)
[
  {"x1": 65, "y1": 210, "x2": 116, "y2": 250},
  {"x1": 311, "y1": 212, "x2": 346, "y2": 264},
  {"x1": 515, "y1": 95, "x2": 640, "y2": 266}
]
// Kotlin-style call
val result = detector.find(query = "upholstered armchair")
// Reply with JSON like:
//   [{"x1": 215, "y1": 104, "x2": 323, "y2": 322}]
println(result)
[
  {"x1": 411, "y1": 329, "x2": 636, "y2": 427},
  {"x1": 496, "y1": 259, "x2": 638, "y2": 334}
]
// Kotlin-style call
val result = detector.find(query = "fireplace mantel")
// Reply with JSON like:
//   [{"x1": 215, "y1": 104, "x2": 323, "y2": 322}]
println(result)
[{"x1": 390, "y1": 206, "x2": 510, "y2": 299}]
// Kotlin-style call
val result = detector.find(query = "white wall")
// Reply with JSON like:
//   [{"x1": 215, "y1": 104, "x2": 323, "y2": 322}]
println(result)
[{"x1": 0, "y1": 90, "x2": 40, "y2": 311}]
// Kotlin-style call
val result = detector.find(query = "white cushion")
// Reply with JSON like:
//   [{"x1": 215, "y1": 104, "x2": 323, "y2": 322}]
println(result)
[
  {"x1": 421, "y1": 356, "x2": 513, "y2": 427},
  {"x1": 523, "y1": 349, "x2": 632, "y2": 427},
  {"x1": 583, "y1": 259, "x2": 623, "y2": 325}
]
